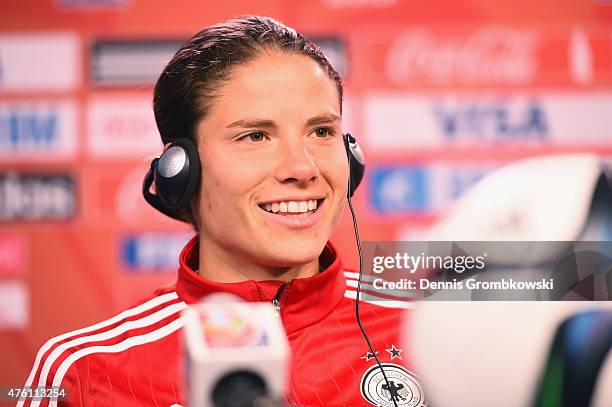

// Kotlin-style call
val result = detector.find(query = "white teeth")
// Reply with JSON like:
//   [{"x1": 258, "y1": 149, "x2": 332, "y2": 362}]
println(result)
[
  {"x1": 261, "y1": 199, "x2": 320, "y2": 214},
  {"x1": 288, "y1": 202, "x2": 299, "y2": 213}
]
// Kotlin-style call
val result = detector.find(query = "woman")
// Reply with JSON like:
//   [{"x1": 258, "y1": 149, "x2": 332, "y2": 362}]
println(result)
[{"x1": 22, "y1": 16, "x2": 425, "y2": 407}]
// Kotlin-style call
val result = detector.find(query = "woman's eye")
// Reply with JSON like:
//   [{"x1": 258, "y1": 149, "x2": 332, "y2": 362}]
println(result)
[
  {"x1": 243, "y1": 132, "x2": 266, "y2": 142},
  {"x1": 314, "y1": 128, "x2": 333, "y2": 138}
]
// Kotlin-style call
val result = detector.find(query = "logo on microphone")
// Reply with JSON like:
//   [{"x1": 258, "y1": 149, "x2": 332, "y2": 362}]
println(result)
[{"x1": 360, "y1": 363, "x2": 426, "y2": 407}]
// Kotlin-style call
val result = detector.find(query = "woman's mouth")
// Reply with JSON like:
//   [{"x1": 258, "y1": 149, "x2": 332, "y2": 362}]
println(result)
[{"x1": 258, "y1": 199, "x2": 324, "y2": 217}]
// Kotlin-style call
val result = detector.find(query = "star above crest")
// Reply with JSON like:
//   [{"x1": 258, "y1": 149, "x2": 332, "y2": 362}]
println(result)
[
  {"x1": 386, "y1": 344, "x2": 403, "y2": 360},
  {"x1": 360, "y1": 351, "x2": 379, "y2": 361}
]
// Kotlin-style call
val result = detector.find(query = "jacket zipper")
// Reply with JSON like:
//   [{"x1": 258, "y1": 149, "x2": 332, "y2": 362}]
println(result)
[
  {"x1": 272, "y1": 282, "x2": 289, "y2": 316},
  {"x1": 272, "y1": 297, "x2": 281, "y2": 315}
]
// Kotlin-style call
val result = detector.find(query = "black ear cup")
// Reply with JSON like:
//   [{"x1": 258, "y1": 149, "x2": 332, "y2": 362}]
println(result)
[
  {"x1": 142, "y1": 138, "x2": 200, "y2": 222},
  {"x1": 344, "y1": 133, "x2": 365, "y2": 198},
  {"x1": 155, "y1": 138, "x2": 201, "y2": 211}
]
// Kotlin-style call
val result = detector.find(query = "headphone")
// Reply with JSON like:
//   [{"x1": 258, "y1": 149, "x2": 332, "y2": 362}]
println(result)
[{"x1": 142, "y1": 133, "x2": 365, "y2": 222}]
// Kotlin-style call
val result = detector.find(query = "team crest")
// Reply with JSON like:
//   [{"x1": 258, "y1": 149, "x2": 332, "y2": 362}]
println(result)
[{"x1": 360, "y1": 363, "x2": 426, "y2": 407}]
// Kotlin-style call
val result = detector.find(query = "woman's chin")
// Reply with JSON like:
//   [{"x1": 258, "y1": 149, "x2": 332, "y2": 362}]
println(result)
[{"x1": 257, "y1": 242, "x2": 325, "y2": 269}]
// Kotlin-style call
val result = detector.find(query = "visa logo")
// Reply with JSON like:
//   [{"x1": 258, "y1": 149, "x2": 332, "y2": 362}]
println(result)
[
  {"x1": 434, "y1": 101, "x2": 548, "y2": 141},
  {"x1": 0, "y1": 110, "x2": 58, "y2": 150}
]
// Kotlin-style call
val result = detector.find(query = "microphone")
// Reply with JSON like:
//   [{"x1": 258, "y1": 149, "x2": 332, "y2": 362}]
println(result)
[{"x1": 182, "y1": 293, "x2": 290, "y2": 407}]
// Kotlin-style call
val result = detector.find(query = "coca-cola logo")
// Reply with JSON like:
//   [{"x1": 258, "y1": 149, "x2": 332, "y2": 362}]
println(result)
[{"x1": 386, "y1": 27, "x2": 539, "y2": 85}]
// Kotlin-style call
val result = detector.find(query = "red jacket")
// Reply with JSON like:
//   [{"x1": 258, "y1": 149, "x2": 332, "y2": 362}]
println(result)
[{"x1": 21, "y1": 237, "x2": 426, "y2": 407}]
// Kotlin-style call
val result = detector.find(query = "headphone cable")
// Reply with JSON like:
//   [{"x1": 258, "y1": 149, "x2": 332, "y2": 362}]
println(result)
[{"x1": 347, "y1": 193, "x2": 399, "y2": 407}]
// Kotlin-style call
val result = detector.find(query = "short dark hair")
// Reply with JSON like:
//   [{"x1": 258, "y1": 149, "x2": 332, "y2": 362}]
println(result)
[{"x1": 153, "y1": 15, "x2": 343, "y2": 145}]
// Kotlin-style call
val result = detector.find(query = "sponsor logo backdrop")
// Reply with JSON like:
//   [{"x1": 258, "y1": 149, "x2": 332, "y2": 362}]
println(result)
[{"x1": 1, "y1": 0, "x2": 611, "y2": 389}]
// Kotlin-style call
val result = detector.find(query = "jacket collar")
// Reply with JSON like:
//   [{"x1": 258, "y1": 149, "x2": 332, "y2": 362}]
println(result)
[{"x1": 176, "y1": 235, "x2": 346, "y2": 334}]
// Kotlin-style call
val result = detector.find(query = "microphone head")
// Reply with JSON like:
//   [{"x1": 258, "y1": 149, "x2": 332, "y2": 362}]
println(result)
[{"x1": 182, "y1": 298, "x2": 289, "y2": 407}]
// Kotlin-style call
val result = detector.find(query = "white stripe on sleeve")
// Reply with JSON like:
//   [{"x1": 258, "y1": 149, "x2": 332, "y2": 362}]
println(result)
[{"x1": 18, "y1": 292, "x2": 179, "y2": 407}]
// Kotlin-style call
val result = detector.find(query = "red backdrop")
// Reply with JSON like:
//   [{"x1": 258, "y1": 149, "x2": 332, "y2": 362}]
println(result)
[{"x1": 1, "y1": 0, "x2": 612, "y2": 393}]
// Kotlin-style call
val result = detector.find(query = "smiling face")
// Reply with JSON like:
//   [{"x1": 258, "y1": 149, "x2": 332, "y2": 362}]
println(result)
[{"x1": 194, "y1": 51, "x2": 348, "y2": 282}]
